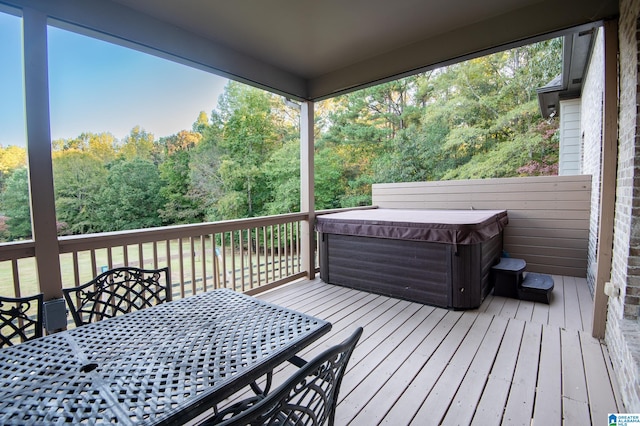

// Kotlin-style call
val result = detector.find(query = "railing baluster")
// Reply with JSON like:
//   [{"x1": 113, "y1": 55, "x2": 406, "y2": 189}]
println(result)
[
  {"x1": 153, "y1": 241, "x2": 158, "y2": 269},
  {"x1": 221, "y1": 233, "x2": 228, "y2": 289},
  {"x1": 296, "y1": 222, "x2": 302, "y2": 272},
  {"x1": 261, "y1": 226, "x2": 267, "y2": 285},
  {"x1": 11, "y1": 259, "x2": 20, "y2": 298},
  {"x1": 255, "y1": 227, "x2": 261, "y2": 288},
  {"x1": 71, "y1": 252, "x2": 80, "y2": 288},
  {"x1": 269, "y1": 225, "x2": 275, "y2": 282},
  {"x1": 238, "y1": 229, "x2": 246, "y2": 292},
  {"x1": 277, "y1": 224, "x2": 282, "y2": 280},
  {"x1": 138, "y1": 243, "x2": 143, "y2": 269},
  {"x1": 230, "y1": 231, "x2": 236, "y2": 291},
  {"x1": 200, "y1": 235, "x2": 207, "y2": 293},
  {"x1": 107, "y1": 247, "x2": 113, "y2": 269},
  {"x1": 123, "y1": 245, "x2": 129, "y2": 267},
  {"x1": 165, "y1": 240, "x2": 172, "y2": 298},
  {"x1": 288, "y1": 222, "x2": 292, "y2": 275},
  {"x1": 90, "y1": 250, "x2": 97, "y2": 279},
  {"x1": 190, "y1": 237, "x2": 196, "y2": 296},
  {"x1": 178, "y1": 238, "x2": 185, "y2": 298},
  {"x1": 212, "y1": 234, "x2": 219, "y2": 289}
]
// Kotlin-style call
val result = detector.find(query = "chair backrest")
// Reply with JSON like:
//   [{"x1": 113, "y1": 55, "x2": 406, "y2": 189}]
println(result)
[
  {"x1": 0, "y1": 293, "x2": 44, "y2": 348},
  {"x1": 217, "y1": 327, "x2": 363, "y2": 426},
  {"x1": 63, "y1": 266, "x2": 171, "y2": 327}
]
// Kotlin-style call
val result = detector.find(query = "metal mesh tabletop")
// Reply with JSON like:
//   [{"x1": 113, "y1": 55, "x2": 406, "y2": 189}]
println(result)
[{"x1": 0, "y1": 289, "x2": 331, "y2": 425}]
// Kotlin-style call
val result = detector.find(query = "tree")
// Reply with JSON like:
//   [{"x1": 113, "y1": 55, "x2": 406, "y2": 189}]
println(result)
[
  {"x1": 212, "y1": 82, "x2": 281, "y2": 219},
  {"x1": 188, "y1": 134, "x2": 224, "y2": 221},
  {"x1": 263, "y1": 140, "x2": 300, "y2": 214},
  {"x1": 53, "y1": 151, "x2": 107, "y2": 234},
  {"x1": 97, "y1": 158, "x2": 166, "y2": 231},
  {"x1": 52, "y1": 132, "x2": 117, "y2": 164},
  {"x1": 119, "y1": 126, "x2": 155, "y2": 161},
  {"x1": 0, "y1": 145, "x2": 27, "y2": 192},
  {"x1": 158, "y1": 131, "x2": 204, "y2": 224},
  {"x1": 1, "y1": 167, "x2": 31, "y2": 240},
  {"x1": 192, "y1": 111, "x2": 210, "y2": 134}
]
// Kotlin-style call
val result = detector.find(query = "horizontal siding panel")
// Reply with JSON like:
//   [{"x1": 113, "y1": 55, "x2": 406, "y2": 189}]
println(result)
[
  {"x1": 506, "y1": 253, "x2": 587, "y2": 269},
  {"x1": 506, "y1": 218, "x2": 589, "y2": 230},
  {"x1": 373, "y1": 183, "x2": 590, "y2": 196},
  {"x1": 371, "y1": 175, "x2": 591, "y2": 278},
  {"x1": 526, "y1": 263, "x2": 587, "y2": 277},
  {"x1": 503, "y1": 236, "x2": 588, "y2": 250},
  {"x1": 371, "y1": 199, "x2": 591, "y2": 212},
  {"x1": 374, "y1": 191, "x2": 590, "y2": 203},
  {"x1": 373, "y1": 175, "x2": 591, "y2": 191},
  {"x1": 506, "y1": 209, "x2": 590, "y2": 220},
  {"x1": 505, "y1": 244, "x2": 587, "y2": 259},
  {"x1": 504, "y1": 228, "x2": 589, "y2": 240}
]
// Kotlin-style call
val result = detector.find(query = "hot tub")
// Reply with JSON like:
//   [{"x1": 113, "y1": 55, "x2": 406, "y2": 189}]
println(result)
[{"x1": 316, "y1": 208, "x2": 508, "y2": 309}]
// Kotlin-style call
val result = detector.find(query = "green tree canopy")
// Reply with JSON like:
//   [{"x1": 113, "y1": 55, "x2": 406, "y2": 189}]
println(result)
[
  {"x1": 53, "y1": 151, "x2": 107, "y2": 234},
  {"x1": 97, "y1": 158, "x2": 166, "y2": 231},
  {"x1": 1, "y1": 167, "x2": 31, "y2": 240}
]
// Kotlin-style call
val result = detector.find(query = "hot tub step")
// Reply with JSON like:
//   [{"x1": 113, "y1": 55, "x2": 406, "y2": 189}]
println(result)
[
  {"x1": 491, "y1": 257, "x2": 526, "y2": 298},
  {"x1": 518, "y1": 272, "x2": 554, "y2": 304}
]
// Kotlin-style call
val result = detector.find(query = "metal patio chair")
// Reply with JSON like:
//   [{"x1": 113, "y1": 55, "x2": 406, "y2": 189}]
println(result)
[
  {"x1": 0, "y1": 293, "x2": 44, "y2": 347},
  {"x1": 205, "y1": 326, "x2": 363, "y2": 426},
  {"x1": 63, "y1": 266, "x2": 171, "y2": 327}
]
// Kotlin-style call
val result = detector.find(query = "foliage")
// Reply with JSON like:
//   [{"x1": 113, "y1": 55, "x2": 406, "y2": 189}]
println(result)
[
  {"x1": 53, "y1": 151, "x2": 107, "y2": 234},
  {"x1": 96, "y1": 158, "x2": 166, "y2": 231},
  {"x1": 1, "y1": 167, "x2": 31, "y2": 239},
  {"x1": 158, "y1": 131, "x2": 204, "y2": 224},
  {"x1": 0, "y1": 38, "x2": 564, "y2": 241},
  {"x1": 119, "y1": 126, "x2": 156, "y2": 161}
]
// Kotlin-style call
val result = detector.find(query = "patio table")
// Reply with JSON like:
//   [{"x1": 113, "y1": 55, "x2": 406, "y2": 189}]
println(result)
[{"x1": 0, "y1": 288, "x2": 331, "y2": 425}]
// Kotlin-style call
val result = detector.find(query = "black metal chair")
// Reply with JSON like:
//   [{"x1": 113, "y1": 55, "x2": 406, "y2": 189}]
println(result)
[
  {"x1": 63, "y1": 266, "x2": 171, "y2": 327},
  {"x1": 0, "y1": 293, "x2": 44, "y2": 348},
  {"x1": 205, "y1": 327, "x2": 363, "y2": 426}
]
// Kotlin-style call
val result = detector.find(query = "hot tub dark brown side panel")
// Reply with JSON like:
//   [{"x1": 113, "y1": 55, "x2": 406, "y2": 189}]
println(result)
[{"x1": 317, "y1": 209, "x2": 507, "y2": 309}]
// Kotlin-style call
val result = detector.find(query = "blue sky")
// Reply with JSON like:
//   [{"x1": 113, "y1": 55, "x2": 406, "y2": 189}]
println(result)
[{"x1": 0, "y1": 11, "x2": 228, "y2": 147}]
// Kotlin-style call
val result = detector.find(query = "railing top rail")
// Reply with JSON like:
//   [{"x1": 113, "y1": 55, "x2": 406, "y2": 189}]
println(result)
[
  {"x1": 0, "y1": 240, "x2": 36, "y2": 262},
  {"x1": 58, "y1": 212, "x2": 309, "y2": 253}
]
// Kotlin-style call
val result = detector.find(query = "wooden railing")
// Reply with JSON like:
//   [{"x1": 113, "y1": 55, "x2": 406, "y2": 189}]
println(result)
[{"x1": 0, "y1": 213, "x2": 309, "y2": 301}]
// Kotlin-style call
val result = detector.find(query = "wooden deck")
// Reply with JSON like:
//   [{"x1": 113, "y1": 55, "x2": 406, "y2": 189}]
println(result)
[{"x1": 241, "y1": 275, "x2": 623, "y2": 426}]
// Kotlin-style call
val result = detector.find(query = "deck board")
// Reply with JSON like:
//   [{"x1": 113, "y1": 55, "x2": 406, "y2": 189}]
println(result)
[
  {"x1": 346, "y1": 310, "x2": 460, "y2": 425},
  {"x1": 238, "y1": 277, "x2": 624, "y2": 426},
  {"x1": 411, "y1": 313, "x2": 493, "y2": 424},
  {"x1": 532, "y1": 324, "x2": 563, "y2": 425},
  {"x1": 502, "y1": 321, "x2": 542, "y2": 425},
  {"x1": 441, "y1": 315, "x2": 509, "y2": 425},
  {"x1": 382, "y1": 313, "x2": 477, "y2": 425}
]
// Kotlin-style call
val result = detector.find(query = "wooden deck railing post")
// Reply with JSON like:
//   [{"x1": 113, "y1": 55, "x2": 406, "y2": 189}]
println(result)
[{"x1": 300, "y1": 101, "x2": 315, "y2": 279}]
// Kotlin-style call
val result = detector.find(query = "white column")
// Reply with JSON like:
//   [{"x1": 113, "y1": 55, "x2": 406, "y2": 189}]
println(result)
[
  {"x1": 23, "y1": 8, "x2": 63, "y2": 302},
  {"x1": 300, "y1": 101, "x2": 315, "y2": 279}
]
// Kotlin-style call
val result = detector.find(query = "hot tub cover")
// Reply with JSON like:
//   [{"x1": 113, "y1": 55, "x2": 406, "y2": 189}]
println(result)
[{"x1": 315, "y1": 208, "x2": 508, "y2": 246}]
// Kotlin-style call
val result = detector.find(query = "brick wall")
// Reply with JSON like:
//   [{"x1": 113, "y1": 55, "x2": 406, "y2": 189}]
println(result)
[
  {"x1": 581, "y1": 28, "x2": 605, "y2": 296},
  {"x1": 606, "y1": 0, "x2": 640, "y2": 411}
]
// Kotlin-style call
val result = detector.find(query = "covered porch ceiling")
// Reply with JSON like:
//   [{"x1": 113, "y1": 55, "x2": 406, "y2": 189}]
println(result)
[{"x1": 6, "y1": 0, "x2": 618, "y2": 101}]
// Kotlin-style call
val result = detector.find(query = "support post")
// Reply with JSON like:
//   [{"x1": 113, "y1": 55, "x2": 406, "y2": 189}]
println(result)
[
  {"x1": 23, "y1": 8, "x2": 64, "y2": 304},
  {"x1": 592, "y1": 19, "x2": 618, "y2": 338},
  {"x1": 300, "y1": 101, "x2": 315, "y2": 279}
]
